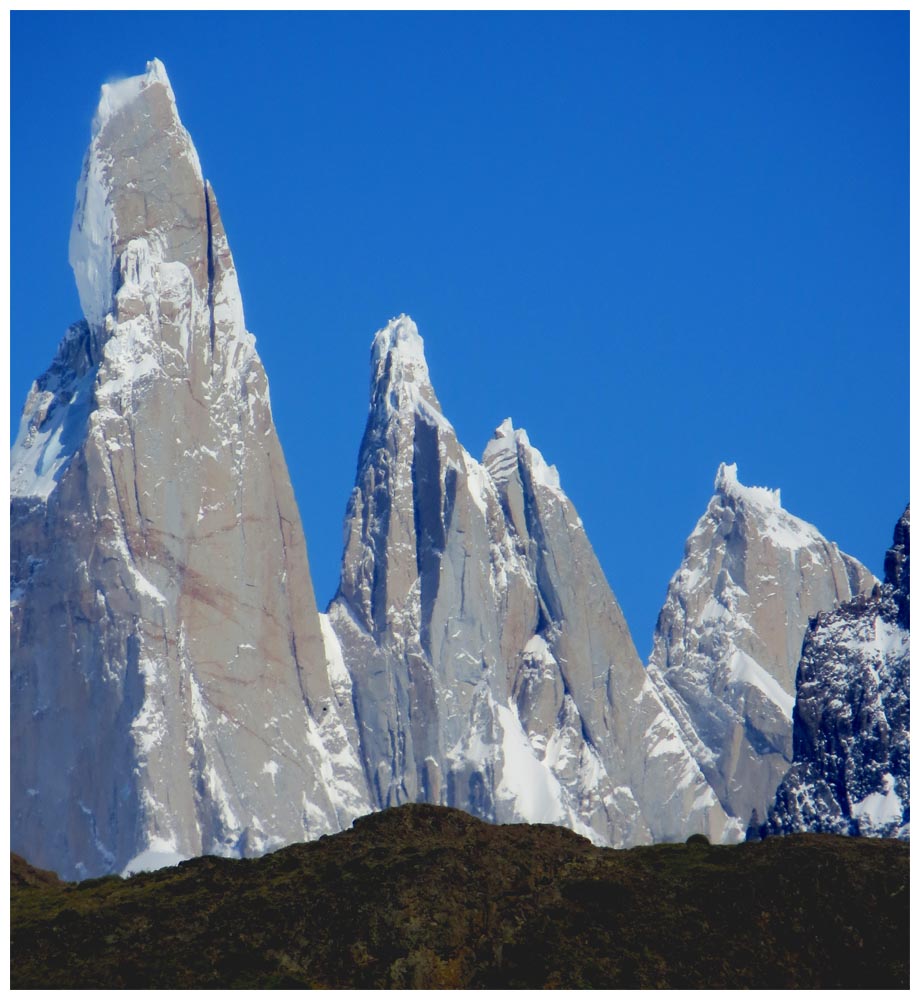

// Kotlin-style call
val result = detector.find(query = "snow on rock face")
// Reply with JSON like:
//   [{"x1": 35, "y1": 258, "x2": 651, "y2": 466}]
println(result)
[
  {"x1": 371, "y1": 314, "x2": 431, "y2": 389},
  {"x1": 329, "y1": 316, "x2": 737, "y2": 848},
  {"x1": 10, "y1": 323, "x2": 97, "y2": 499},
  {"x1": 483, "y1": 418, "x2": 564, "y2": 498},
  {"x1": 69, "y1": 59, "x2": 205, "y2": 334},
  {"x1": 766, "y1": 507, "x2": 910, "y2": 840},
  {"x1": 10, "y1": 61, "x2": 370, "y2": 880},
  {"x1": 647, "y1": 464, "x2": 876, "y2": 830}
]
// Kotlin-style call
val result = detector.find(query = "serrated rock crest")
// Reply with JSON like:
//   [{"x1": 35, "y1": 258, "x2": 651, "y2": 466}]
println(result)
[{"x1": 329, "y1": 316, "x2": 737, "y2": 846}]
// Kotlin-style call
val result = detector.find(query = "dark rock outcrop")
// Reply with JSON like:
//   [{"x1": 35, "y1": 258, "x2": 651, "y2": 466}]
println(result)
[{"x1": 766, "y1": 507, "x2": 910, "y2": 838}]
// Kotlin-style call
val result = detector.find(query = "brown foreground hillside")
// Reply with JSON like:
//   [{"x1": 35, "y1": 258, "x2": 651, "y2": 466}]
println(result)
[{"x1": 11, "y1": 803, "x2": 909, "y2": 988}]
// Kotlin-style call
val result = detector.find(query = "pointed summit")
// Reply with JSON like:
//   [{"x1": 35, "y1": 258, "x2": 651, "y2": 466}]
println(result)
[
  {"x1": 648, "y1": 467, "x2": 876, "y2": 826},
  {"x1": 709, "y1": 463, "x2": 861, "y2": 558},
  {"x1": 12, "y1": 63, "x2": 369, "y2": 878},
  {"x1": 91, "y1": 58, "x2": 176, "y2": 136},
  {"x1": 367, "y1": 314, "x2": 444, "y2": 427},
  {"x1": 482, "y1": 418, "x2": 520, "y2": 487},
  {"x1": 15, "y1": 58, "x2": 249, "y2": 503},
  {"x1": 483, "y1": 418, "x2": 563, "y2": 497},
  {"x1": 331, "y1": 316, "x2": 735, "y2": 848},
  {"x1": 371, "y1": 314, "x2": 430, "y2": 385},
  {"x1": 69, "y1": 58, "x2": 206, "y2": 332}
]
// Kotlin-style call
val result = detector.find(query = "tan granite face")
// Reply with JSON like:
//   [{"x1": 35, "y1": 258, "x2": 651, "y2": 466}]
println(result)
[
  {"x1": 11, "y1": 63, "x2": 369, "y2": 879},
  {"x1": 647, "y1": 466, "x2": 876, "y2": 828},
  {"x1": 329, "y1": 318, "x2": 736, "y2": 849},
  {"x1": 99, "y1": 79, "x2": 210, "y2": 293}
]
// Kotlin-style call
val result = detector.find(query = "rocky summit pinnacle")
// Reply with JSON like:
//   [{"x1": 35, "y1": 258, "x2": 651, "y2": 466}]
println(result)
[
  {"x1": 329, "y1": 315, "x2": 736, "y2": 848},
  {"x1": 371, "y1": 314, "x2": 433, "y2": 391},
  {"x1": 69, "y1": 59, "x2": 205, "y2": 333},
  {"x1": 10, "y1": 61, "x2": 369, "y2": 879},
  {"x1": 647, "y1": 464, "x2": 877, "y2": 829}
]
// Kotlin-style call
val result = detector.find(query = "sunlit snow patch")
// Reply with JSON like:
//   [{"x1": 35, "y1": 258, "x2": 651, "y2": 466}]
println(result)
[
  {"x1": 851, "y1": 774, "x2": 903, "y2": 832},
  {"x1": 10, "y1": 368, "x2": 96, "y2": 500},
  {"x1": 727, "y1": 648, "x2": 795, "y2": 719},
  {"x1": 122, "y1": 837, "x2": 189, "y2": 877}
]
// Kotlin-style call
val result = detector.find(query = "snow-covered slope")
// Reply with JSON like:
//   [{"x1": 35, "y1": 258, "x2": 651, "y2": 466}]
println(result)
[
  {"x1": 647, "y1": 464, "x2": 876, "y2": 828},
  {"x1": 766, "y1": 507, "x2": 909, "y2": 839},
  {"x1": 10, "y1": 61, "x2": 369, "y2": 879},
  {"x1": 328, "y1": 316, "x2": 737, "y2": 847}
]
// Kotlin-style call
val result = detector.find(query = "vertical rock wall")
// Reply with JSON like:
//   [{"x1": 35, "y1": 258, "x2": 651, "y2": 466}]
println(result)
[{"x1": 11, "y1": 61, "x2": 368, "y2": 879}]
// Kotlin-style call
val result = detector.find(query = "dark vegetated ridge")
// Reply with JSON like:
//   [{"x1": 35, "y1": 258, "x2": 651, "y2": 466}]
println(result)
[{"x1": 11, "y1": 803, "x2": 909, "y2": 989}]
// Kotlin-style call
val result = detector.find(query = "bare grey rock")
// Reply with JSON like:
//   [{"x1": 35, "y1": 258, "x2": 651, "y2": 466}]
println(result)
[
  {"x1": 10, "y1": 61, "x2": 369, "y2": 879},
  {"x1": 329, "y1": 316, "x2": 737, "y2": 847},
  {"x1": 647, "y1": 463, "x2": 877, "y2": 828}
]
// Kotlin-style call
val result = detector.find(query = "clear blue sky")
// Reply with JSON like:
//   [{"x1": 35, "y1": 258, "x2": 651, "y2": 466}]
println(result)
[{"x1": 11, "y1": 12, "x2": 909, "y2": 656}]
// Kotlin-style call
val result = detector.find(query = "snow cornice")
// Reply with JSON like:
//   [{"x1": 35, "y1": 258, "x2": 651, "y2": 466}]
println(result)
[{"x1": 714, "y1": 462, "x2": 782, "y2": 511}]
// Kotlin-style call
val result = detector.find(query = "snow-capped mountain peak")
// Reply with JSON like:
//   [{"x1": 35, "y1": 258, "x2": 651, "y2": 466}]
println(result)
[
  {"x1": 367, "y1": 313, "x2": 445, "y2": 426},
  {"x1": 69, "y1": 58, "x2": 205, "y2": 334},
  {"x1": 14, "y1": 59, "x2": 905, "y2": 884},
  {"x1": 648, "y1": 464, "x2": 876, "y2": 827},
  {"x1": 12, "y1": 60, "x2": 370, "y2": 879},
  {"x1": 331, "y1": 315, "x2": 736, "y2": 849},
  {"x1": 482, "y1": 419, "x2": 520, "y2": 486},
  {"x1": 709, "y1": 462, "x2": 849, "y2": 557},
  {"x1": 371, "y1": 314, "x2": 428, "y2": 379},
  {"x1": 92, "y1": 58, "x2": 177, "y2": 135}
]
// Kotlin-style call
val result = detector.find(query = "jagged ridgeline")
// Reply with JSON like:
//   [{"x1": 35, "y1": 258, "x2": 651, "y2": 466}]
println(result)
[
  {"x1": 10, "y1": 61, "x2": 733, "y2": 879},
  {"x1": 327, "y1": 316, "x2": 735, "y2": 847},
  {"x1": 10, "y1": 60, "x2": 909, "y2": 881}
]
